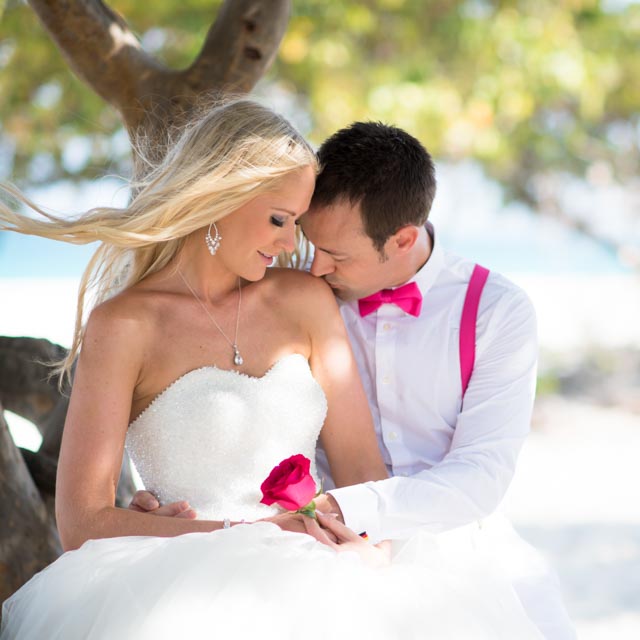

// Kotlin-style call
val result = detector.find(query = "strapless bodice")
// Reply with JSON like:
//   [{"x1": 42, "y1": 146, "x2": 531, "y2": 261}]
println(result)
[{"x1": 125, "y1": 354, "x2": 327, "y2": 521}]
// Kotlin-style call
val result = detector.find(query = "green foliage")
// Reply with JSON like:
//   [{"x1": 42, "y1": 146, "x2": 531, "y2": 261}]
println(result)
[
  {"x1": 1, "y1": 0, "x2": 639, "y2": 206},
  {"x1": 277, "y1": 0, "x2": 640, "y2": 204},
  {"x1": 535, "y1": 371, "x2": 561, "y2": 396}
]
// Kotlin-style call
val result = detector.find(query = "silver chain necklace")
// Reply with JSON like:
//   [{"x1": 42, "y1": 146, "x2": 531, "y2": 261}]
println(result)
[{"x1": 178, "y1": 269, "x2": 244, "y2": 366}]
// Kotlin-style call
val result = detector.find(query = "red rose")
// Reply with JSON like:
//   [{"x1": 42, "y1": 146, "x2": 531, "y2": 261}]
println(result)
[{"x1": 260, "y1": 454, "x2": 318, "y2": 511}]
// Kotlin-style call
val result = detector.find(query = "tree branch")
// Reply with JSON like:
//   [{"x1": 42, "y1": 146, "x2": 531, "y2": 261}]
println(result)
[
  {"x1": 186, "y1": 0, "x2": 291, "y2": 93},
  {"x1": 0, "y1": 336, "x2": 137, "y2": 504},
  {"x1": 27, "y1": 0, "x2": 161, "y2": 117},
  {"x1": 133, "y1": 0, "x2": 292, "y2": 138},
  {"x1": 27, "y1": 0, "x2": 292, "y2": 134},
  {"x1": 0, "y1": 336, "x2": 68, "y2": 440}
]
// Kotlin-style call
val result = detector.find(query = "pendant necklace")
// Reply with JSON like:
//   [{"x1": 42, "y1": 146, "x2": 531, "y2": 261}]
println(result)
[{"x1": 178, "y1": 270, "x2": 244, "y2": 366}]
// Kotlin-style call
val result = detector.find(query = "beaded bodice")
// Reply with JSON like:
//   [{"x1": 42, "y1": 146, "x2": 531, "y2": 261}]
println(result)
[{"x1": 125, "y1": 354, "x2": 327, "y2": 521}]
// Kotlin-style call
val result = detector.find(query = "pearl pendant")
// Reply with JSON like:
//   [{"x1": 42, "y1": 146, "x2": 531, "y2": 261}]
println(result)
[{"x1": 233, "y1": 347, "x2": 243, "y2": 366}]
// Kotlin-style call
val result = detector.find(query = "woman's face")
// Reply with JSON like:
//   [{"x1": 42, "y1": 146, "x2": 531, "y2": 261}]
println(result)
[{"x1": 215, "y1": 166, "x2": 315, "y2": 281}]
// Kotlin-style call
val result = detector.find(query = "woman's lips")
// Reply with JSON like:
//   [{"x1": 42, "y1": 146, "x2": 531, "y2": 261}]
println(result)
[{"x1": 258, "y1": 251, "x2": 275, "y2": 266}]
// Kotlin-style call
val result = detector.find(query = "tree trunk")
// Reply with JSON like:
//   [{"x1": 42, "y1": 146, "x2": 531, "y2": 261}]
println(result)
[
  {"x1": 0, "y1": 403, "x2": 61, "y2": 604},
  {"x1": 0, "y1": 336, "x2": 138, "y2": 495}
]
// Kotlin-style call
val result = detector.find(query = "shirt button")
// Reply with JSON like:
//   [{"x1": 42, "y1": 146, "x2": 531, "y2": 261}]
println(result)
[
  {"x1": 383, "y1": 323, "x2": 392, "y2": 331},
  {"x1": 388, "y1": 431, "x2": 398, "y2": 441},
  {"x1": 382, "y1": 375, "x2": 391, "y2": 385}
]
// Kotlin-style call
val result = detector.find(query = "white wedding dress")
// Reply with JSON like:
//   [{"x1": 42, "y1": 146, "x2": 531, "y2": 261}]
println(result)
[{"x1": 1, "y1": 354, "x2": 542, "y2": 639}]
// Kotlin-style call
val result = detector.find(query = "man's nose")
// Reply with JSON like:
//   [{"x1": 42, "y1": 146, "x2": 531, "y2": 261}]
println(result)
[{"x1": 310, "y1": 251, "x2": 334, "y2": 277}]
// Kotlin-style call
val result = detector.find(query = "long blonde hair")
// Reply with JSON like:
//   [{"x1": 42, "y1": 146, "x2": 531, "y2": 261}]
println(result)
[{"x1": 0, "y1": 97, "x2": 318, "y2": 383}]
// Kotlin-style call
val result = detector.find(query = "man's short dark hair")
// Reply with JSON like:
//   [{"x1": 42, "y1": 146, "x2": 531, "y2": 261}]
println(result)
[{"x1": 310, "y1": 121, "x2": 436, "y2": 253}]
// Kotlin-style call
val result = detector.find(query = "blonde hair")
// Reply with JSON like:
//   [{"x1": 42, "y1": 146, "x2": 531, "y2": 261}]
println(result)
[{"x1": 0, "y1": 97, "x2": 318, "y2": 384}]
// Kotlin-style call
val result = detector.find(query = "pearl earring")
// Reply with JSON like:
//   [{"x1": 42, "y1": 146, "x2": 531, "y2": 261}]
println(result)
[{"x1": 205, "y1": 222, "x2": 222, "y2": 256}]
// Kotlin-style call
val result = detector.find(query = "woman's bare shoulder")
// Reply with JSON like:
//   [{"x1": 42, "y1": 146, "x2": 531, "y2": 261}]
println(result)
[
  {"x1": 87, "y1": 286, "x2": 156, "y2": 329},
  {"x1": 262, "y1": 267, "x2": 337, "y2": 310},
  {"x1": 83, "y1": 285, "x2": 168, "y2": 361}
]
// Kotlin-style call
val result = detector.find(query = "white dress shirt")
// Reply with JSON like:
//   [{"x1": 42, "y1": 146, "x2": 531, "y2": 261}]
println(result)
[{"x1": 320, "y1": 225, "x2": 538, "y2": 543}]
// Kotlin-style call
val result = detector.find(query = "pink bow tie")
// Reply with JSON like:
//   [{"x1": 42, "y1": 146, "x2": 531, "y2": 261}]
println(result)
[{"x1": 358, "y1": 282, "x2": 422, "y2": 317}]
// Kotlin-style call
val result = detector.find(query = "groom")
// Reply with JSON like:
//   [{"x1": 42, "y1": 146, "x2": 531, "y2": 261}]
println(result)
[
  {"x1": 132, "y1": 122, "x2": 575, "y2": 638},
  {"x1": 301, "y1": 123, "x2": 574, "y2": 639}
]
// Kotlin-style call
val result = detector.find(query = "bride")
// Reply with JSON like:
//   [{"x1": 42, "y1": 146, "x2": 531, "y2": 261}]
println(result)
[{"x1": 0, "y1": 98, "x2": 542, "y2": 639}]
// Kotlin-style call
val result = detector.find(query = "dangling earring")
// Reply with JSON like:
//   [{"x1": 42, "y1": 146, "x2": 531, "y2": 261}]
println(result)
[{"x1": 205, "y1": 222, "x2": 222, "y2": 255}]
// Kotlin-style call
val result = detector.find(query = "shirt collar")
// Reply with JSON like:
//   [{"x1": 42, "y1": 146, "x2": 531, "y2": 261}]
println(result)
[
  {"x1": 339, "y1": 222, "x2": 445, "y2": 314},
  {"x1": 397, "y1": 222, "x2": 445, "y2": 297}
]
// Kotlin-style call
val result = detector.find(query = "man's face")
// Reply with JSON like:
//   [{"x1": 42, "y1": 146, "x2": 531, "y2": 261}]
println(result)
[{"x1": 301, "y1": 201, "x2": 394, "y2": 301}]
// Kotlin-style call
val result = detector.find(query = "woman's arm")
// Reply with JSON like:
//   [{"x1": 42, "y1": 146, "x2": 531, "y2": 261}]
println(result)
[
  {"x1": 295, "y1": 275, "x2": 388, "y2": 488},
  {"x1": 55, "y1": 299, "x2": 224, "y2": 550}
]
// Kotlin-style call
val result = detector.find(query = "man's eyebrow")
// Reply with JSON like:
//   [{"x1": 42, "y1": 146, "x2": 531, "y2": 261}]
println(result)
[{"x1": 315, "y1": 246, "x2": 346, "y2": 257}]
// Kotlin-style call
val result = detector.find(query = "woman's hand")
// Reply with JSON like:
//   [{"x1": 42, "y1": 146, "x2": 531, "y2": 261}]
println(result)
[
  {"x1": 129, "y1": 491, "x2": 339, "y2": 545},
  {"x1": 260, "y1": 511, "x2": 338, "y2": 545},
  {"x1": 317, "y1": 512, "x2": 391, "y2": 569},
  {"x1": 128, "y1": 490, "x2": 197, "y2": 519}
]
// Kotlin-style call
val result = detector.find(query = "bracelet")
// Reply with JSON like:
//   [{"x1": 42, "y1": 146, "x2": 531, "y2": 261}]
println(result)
[{"x1": 222, "y1": 518, "x2": 246, "y2": 530}]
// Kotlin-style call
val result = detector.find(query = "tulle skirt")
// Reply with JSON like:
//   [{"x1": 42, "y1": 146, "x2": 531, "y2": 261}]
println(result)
[{"x1": 1, "y1": 522, "x2": 542, "y2": 639}]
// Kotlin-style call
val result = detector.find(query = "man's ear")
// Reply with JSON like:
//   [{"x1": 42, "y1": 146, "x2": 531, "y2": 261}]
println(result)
[{"x1": 388, "y1": 225, "x2": 419, "y2": 256}]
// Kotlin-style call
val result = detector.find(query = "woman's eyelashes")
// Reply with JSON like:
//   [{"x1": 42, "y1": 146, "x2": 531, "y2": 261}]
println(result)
[{"x1": 271, "y1": 214, "x2": 301, "y2": 227}]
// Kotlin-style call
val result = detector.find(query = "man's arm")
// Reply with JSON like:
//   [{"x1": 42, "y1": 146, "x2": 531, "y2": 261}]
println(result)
[{"x1": 326, "y1": 288, "x2": 537, "y2": 542}]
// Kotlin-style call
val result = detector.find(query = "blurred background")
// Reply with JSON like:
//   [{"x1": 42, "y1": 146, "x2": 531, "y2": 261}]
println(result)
[{"x1": 1, "y1": 1, "x2": 639, "y2": 637}]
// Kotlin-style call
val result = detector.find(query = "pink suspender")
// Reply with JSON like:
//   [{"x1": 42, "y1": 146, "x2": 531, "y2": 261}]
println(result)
[{"x1": 459, "y1": 264, "x2": 490, "y2": 397}]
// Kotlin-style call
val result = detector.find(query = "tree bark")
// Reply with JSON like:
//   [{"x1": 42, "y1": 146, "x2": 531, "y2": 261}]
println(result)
[
  {"x1": 0, "y1": 336, "x2": 137, "y2": 500},
  {"x1": 0, "y1": 403, "x2": 61, "y2": 604},
  {"x1": 0, "y1": 336, "x2": 68, "y2": 441}
]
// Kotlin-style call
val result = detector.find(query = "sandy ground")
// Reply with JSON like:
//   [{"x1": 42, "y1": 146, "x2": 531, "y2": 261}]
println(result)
[{"x1": 504, "y1": 395, "x2": 640, "y2": 639}]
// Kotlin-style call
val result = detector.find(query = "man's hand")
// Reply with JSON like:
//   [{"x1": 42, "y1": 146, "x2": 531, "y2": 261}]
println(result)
[
  {"x1": 314, "y1": 493, "x2": 344, "y2": 523},
  {"x1": 317, "y1": 513, "x2": 391, "y2": 569},
  {"x1": 128, "y1": 490, "x2": 197, "y2": 519}
]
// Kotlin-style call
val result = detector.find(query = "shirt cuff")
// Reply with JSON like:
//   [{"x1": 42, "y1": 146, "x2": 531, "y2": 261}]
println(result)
[{"x1": 328, "y1": 482, "x2": 382, "y2": 543}]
